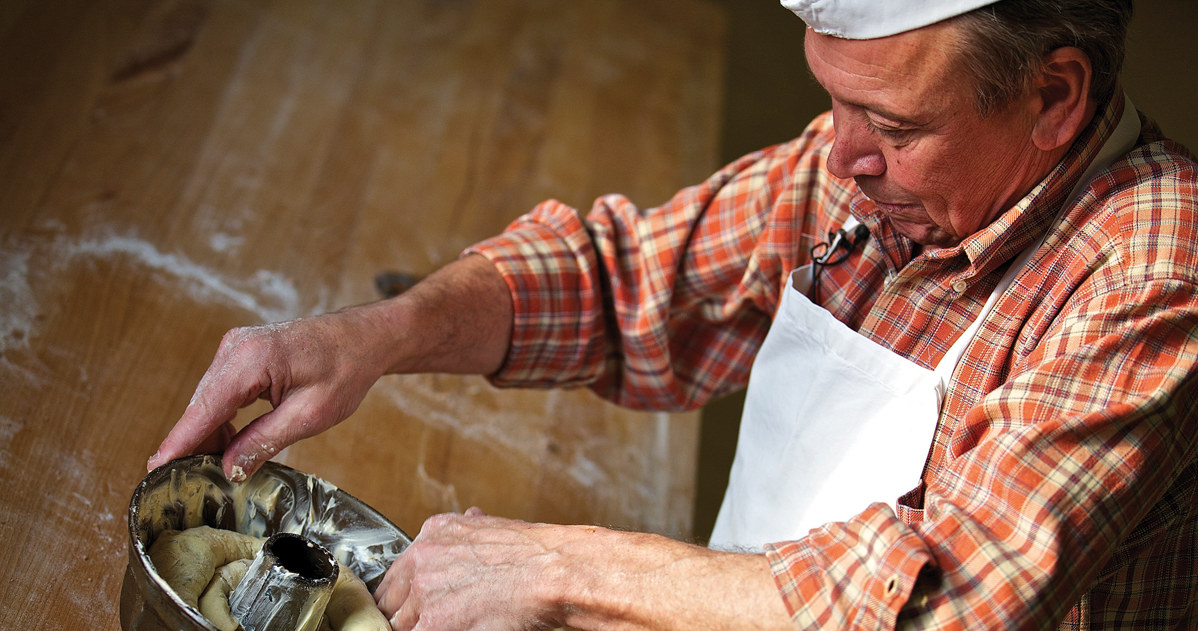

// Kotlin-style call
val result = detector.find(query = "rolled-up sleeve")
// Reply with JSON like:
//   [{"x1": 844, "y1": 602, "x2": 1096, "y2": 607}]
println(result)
[{"x1": 466, "y1": 114, "x2": 842, "y2": 411}]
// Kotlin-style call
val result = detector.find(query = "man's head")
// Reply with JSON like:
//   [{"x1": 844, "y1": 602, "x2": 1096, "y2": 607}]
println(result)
[{"x1": 791, "y1": 0, "x2": 1134, "y2": 247}]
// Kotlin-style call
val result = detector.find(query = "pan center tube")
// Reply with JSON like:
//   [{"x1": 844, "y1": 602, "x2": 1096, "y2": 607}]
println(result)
[{"x1": 229, "y1": 532, "x2": 339, "y2": 631}]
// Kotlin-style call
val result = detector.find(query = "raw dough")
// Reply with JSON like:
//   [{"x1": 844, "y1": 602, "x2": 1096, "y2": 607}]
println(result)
[
  {"x1": 149, "y1": 526, "x2": 389, "y2": 631},
  {"x1": 324, "y1": 563, "x2": 390, "y2": 630},
  {"x1": 148, "y1": 526, "x2": 263, "y2": 608},
  {"x1": 199, "y1": 559, "x2": 251, "y2": 631}
]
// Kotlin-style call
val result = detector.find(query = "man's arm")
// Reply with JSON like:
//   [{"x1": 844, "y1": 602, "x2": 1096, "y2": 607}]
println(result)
[
  {"x1": 148, "y1": 116, "x2": 834, "y2": 479},
  {"x1": 147, "y1": 254, "x2": 512, "y2": 481},
  {"x1": 374, "y1": 511, "x2": 792, "y2": 630}
]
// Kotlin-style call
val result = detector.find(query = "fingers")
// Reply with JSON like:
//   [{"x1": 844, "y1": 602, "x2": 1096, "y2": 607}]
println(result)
[
  {"x1": 194, "y1": 421, "x2": 237, "y2": 455},
  {"x1": 218, "y1": 391, "x2": 331, "y2": 480},
  {"x1": 375, "y1": 511, "x2": 487, "y2": 629},
  {"x1": 148, "y1": 326, "x2": 277, "y2": 474},
  {"x1": 148, "y1": 381, "x2": 261, "y2": 472},
  {"x1": 147, "y1": 419, "x2": 232, "y2": 471},
  {"x1": 376, "y1": 537, "x2": 416, "y2": 629},
  {"x1": 149, "y1": 312, "x2": 382, "y2": 480}
]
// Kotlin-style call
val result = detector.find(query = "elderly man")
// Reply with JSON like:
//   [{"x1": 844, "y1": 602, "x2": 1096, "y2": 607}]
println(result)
[{"x1": 150, "y1": 0, "x2": 1197, "y2": 628}]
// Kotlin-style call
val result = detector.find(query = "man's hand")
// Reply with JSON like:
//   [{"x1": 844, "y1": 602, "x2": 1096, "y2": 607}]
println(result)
[
  {"x1": 375, "y1": 509, "x2": 794, "y2": 631},
  {"x1": 147, "y1": 255, "x2": 514, "y2": 480},
  {"x1": 147, "y1": 306, "x2": 394, "y2": 480},
  {"x1": 375, "y1": 508, "x2": 569, "y2": 630}
]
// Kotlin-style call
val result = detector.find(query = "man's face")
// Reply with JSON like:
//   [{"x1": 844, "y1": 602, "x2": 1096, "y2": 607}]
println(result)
[{"x1": 805, "y1": 22, "x2": 1057, "y2": 247}]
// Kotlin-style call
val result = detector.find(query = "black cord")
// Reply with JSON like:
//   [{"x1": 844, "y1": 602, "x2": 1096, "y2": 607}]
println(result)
[{"x1": 809, "y1": 224, "x2": 869, "y2": 303}]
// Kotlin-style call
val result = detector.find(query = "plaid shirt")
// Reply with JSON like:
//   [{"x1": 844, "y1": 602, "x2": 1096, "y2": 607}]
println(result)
[{"x1": 467, "y1": 93, "x2": 1198, "y2": 629}]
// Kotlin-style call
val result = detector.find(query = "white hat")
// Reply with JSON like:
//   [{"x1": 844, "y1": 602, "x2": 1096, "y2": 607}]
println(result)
[{"x1": 782, "y1": 0, "x2": 1001, "y2": 40}]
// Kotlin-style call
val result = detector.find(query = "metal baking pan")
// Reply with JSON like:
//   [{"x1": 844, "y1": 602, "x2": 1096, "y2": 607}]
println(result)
[{"x1": 120, "y1": 455, "x2": 410, "y2": 630}]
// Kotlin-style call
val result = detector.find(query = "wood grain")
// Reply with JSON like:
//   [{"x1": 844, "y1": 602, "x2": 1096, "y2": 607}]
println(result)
[{"x1": 0, "y1": 0, "x2": 723, "y2": 627}]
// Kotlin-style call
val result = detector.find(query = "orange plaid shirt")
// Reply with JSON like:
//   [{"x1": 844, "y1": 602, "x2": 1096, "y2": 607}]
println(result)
[{"x1": 467, "y1": 93, "x2": 1198, "y2": 629}]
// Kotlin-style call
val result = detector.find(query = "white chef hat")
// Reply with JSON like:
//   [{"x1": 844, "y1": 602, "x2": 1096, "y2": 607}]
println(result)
[{"x1": 782, "y1": 0, "x2": 1002, "y2": 40}]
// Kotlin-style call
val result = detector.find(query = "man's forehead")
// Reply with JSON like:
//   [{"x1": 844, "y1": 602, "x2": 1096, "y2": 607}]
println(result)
[
  {"x1": 804, "y1": 25, "x2": 963, "y2": 123},
  {"x1": 782, "y1": 0, "x2": 1000, "y2": 40}
]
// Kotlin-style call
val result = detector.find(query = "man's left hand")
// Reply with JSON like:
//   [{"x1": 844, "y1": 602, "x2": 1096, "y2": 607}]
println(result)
[
  {"x1": 374, "y1": 508, "x2": 794, "y2": 631},
  {"x1": 375, "y1": 507, "x2": 569, "y2": 630}
]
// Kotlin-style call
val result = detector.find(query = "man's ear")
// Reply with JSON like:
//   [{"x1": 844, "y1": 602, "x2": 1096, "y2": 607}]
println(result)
[{"x1": 1032, "y1": 46, "x2": 1094, "y2": 152}]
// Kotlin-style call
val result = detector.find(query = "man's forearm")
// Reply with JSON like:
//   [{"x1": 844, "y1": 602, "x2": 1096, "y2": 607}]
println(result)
[
  {"x1": 369, "y1": 253, "x2": 514, "y2": 376},
  {"x1": 148, "y1": 254, "x2": 515, "y2": 478},
  {"x1": 375, "y1": 513, "x2": 793, "y2": 630},
  {"x1": 553, "y1": 528, "x2": 793, "y2": 631}
]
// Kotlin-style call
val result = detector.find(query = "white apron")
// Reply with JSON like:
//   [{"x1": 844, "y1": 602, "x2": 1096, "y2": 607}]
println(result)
[{"x1": 709, "y1": 97, "x2": 1141, "y2": 550}]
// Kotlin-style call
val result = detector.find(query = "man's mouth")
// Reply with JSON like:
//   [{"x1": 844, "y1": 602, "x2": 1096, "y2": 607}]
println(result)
[
  {"x1": 860, "y1": 189, "x2": 919, "y2": 214},
  {"x1": 872, "y1": 199, "x2": 919, "y2": 215}
]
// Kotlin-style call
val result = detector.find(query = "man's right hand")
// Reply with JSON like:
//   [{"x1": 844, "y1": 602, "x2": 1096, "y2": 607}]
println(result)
[
  {"x1": 147, "y1": 305, "x2": 393, "y2": 480},
  {"x1": 146, "y1": 254, "x2": 514, "y2": 481}
]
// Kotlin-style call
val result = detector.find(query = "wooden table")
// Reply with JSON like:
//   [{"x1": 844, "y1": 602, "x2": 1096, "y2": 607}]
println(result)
[{"x1": 0, "y1": 0, "x2": 724, "y2": 627}]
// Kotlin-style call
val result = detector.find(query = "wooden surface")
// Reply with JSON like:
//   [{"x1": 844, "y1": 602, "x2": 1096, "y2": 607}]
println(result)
[{"x1": 0, "y1": 0, "x2": 724, "y2": 627}]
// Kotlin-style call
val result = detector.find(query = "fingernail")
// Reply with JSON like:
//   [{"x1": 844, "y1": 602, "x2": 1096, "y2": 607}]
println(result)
[
  {"x1": 146, "y1": 451, "x2": 162, "y2": 471},
  {"x1": 226, "y1": 454, "x2": 254, "y2": 483}
]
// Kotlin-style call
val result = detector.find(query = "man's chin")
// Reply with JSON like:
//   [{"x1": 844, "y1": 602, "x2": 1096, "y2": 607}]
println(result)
[{"x1": 890, "y1": 220, "x2": 958, "y2": 248}]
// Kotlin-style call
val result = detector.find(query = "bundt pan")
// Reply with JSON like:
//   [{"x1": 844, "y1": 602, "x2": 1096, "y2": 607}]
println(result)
[{"x1": 120, "y1": 455, "x2": 411, "y2": 630}]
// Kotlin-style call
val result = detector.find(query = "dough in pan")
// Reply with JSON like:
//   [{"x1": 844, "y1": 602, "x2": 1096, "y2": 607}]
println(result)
[
  {"x1": 149, "y1": 526, "x2": 389, "y2": 630},
  {"x1": 198, "y1": 558, "x2": 251, "y2": 631}
]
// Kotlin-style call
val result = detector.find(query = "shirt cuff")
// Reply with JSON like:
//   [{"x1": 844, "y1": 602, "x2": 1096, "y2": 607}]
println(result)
[
  {"x1": 764, "y1": 503, "x2": 936, "y2": 629},
  {"x1": 463, "y1": 200, "x2": 607, "y2": 389}
]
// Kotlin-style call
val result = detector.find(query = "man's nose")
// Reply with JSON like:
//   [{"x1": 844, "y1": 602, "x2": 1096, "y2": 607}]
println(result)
[{"x1": 826, "y1": 107, "x2": 886, "y2": 180}]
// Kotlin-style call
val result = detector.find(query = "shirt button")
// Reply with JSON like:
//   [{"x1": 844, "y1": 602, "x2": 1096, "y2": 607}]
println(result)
[
  {"x1": 884, "y1": 575, "x2": 901, "y2": 599},
  {"x1": 952, "y1": 279, "x2": 968, "y2": 294}
]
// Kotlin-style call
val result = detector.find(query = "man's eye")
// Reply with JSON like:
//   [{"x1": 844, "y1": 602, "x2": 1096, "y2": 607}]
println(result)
[{"x1": 866, "y1": 119, "x2": 913, "y2": 142}]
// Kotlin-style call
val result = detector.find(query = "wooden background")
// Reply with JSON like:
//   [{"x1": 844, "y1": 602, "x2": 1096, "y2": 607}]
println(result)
[
  {"x1": 4, "y1": 0, "x2": 1195, "y2": 628},
  {"x1": 0, "y1": 0, "x2": 722, "y2": 627}
]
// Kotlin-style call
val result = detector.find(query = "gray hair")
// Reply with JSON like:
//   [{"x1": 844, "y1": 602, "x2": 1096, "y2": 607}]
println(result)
[{"x1": 950, "y1": 0, "x2": 1135, "y2": 116}]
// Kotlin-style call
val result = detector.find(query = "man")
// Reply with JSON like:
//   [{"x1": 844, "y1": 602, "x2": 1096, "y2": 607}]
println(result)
[{"x1": 149, "y1": 0, "x2": 1198, "y2": 628}]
